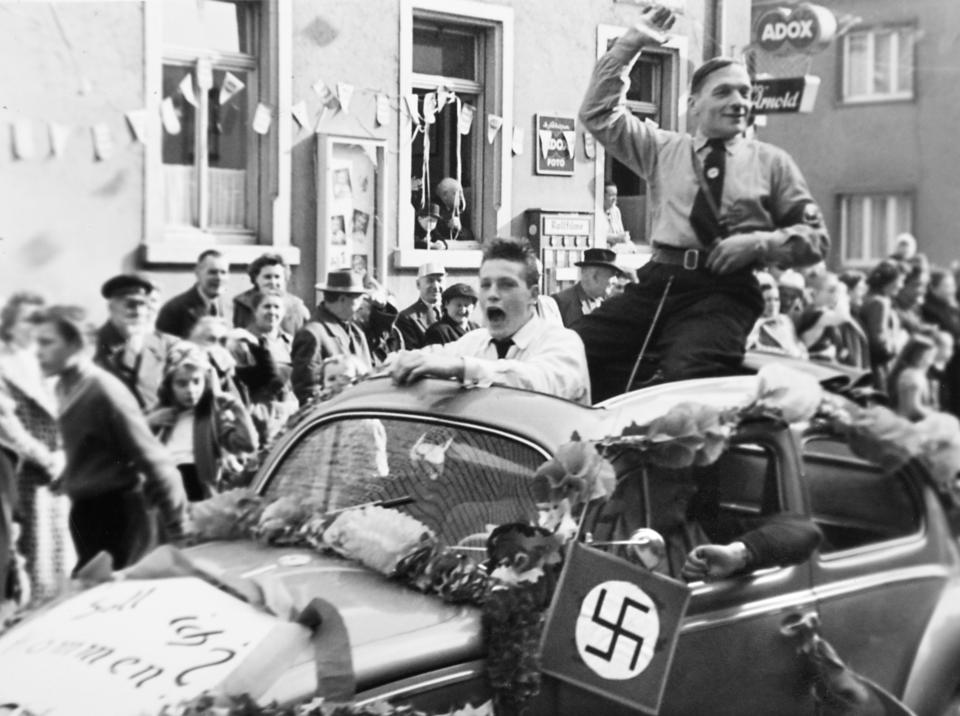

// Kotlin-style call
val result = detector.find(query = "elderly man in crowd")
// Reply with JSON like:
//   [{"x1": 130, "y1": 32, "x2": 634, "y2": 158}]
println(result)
[
  {"x1": 391, "y1": 239, "x2": 590, "y2": 404},
  {"x1": 551, "y1": 247, "x2": 624, "y2": 327},
  {"x1": 34, "y1": 305, "x2": 186, "y2": 571},
  {"x1": 94, "y1": 274, "x2": 179, "y2": 412},
  {"x1": 396, "y1": 261, "x2": 445, "y2": 350},
  {"x1": 156, "y1": 249, "x2": 230, "y2": 338},
  {"x1": 291, "y1": 270, "x2": 372, "y2": 406}
]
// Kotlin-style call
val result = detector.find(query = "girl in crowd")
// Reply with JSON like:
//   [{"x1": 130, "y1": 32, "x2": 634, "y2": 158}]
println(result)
[
  {"x1": 888, "y1": 334, "x2": 937, "y2": 421},
  {"x1": 149, "y1": 344, "x2": 257, "y2": 501},
  {"x1": 861, "y1": 260, "x2": 907, "y2": 390},
  {"x1": 232, "y1": 253, "x2": 310, "y2": 336},
  {"x1": 231, "y1": 291, "x2": 299, "y2": 447},
  {"x1": 0, "y1": 293, "x2": 72, "y2": 600}
]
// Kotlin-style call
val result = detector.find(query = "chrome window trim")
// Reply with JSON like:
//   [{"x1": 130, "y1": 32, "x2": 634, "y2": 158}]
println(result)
[{"x1": 354, "y1": 660, "x2": 486, "y2": 704}]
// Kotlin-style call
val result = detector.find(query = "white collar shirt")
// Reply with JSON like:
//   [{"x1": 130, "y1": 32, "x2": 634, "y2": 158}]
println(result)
[{"x1": 422, "y1": 314, "x2": 591, "y2": 404}]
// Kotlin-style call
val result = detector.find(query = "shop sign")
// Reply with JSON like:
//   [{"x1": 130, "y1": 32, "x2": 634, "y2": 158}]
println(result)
[
  {"x1": 751, "y1": 76, "x2": 822, "y2": 114},
  {"x1": 536, "y1": 114, "x2": 576, "y2": 176},
  {"x1": 755, "y1": 4, "x2": 837, "y2": 55}
]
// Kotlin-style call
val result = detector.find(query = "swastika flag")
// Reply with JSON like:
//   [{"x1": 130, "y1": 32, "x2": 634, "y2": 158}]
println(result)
[{"x1": 539, "y1": 542, "x2": 691, "y2": 714}]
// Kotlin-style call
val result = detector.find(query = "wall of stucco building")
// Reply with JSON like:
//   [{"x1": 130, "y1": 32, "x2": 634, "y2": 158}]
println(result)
[
  {"x1": 0, "y1": 0, "x2": 752, "y2": 323},
  {"x1": 752, "y1": 0, "x2": 960, "y2": 269}
]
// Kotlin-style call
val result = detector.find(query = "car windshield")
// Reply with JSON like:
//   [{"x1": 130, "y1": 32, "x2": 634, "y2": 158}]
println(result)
[{"x1": 262, "y1": 414, "x2": 547, "y2": 547}]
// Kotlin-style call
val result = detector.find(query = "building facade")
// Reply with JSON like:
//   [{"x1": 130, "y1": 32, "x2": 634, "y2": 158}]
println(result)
[
  {"x1": 751, "y1": 0, "x2": 960, "y2": 270},
  {"x1": 0, "y1": 0, "x2": 752, "y2": 320}
]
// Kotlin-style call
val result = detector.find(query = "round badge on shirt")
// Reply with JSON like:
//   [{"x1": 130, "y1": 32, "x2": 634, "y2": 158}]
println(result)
[{"x1": 706, "y1": 167, "x2": 720, "y2": 180}]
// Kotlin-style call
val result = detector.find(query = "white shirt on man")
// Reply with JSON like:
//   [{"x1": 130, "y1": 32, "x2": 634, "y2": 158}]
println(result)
[{"x1": 420, "y1": 315, "x2": 590, "y2": 404}]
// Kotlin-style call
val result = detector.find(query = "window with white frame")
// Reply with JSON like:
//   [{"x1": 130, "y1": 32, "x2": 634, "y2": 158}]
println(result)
[
  {"x1": 398, "y1": 0, "x2": 512, "y2": 267},
  {"x1": 841, "y1": 26, "x2": 915, "y2": 103},
  {"x1": 839, "y1": 193, "x2": 913, "y2": 263},
  {"x1": 162, "y1": 0, "x2": 260, "y2": 237}
]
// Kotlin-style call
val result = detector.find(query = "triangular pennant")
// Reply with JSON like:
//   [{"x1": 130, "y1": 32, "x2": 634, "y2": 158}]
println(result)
[
  {"x1": 48, "y1": 122, "x2": 73, "y2": 158},
  {"x1": 375, "y1": 93, "x2": 390, "y2": 127},
  {"x1": 161, "y1": 96, "x2": 181, "y2": 135},
  {"x1": 336, "y1": 82, "x2": 354, "y2": 115},
  {"x1": 91, "y1": 123, "x2": 115, "y2": 161},
  {"x1": 583, "y1": 132, "x2": 596, "y2": 160},
  {"x1": 404, "y1": 93, "x2": 421, "y2": 126},
  {"x1": 422, "y1": 93, "x2": 438, "y2": 125},
  {"x1": 512, "y1": 126, "x2": 524, "y2": 156},
  {"x1": 125, "y1": 108, "x2": 148, "y2": 143},
  {"x1": 486, "y1": 114, "x2": 503, "y2": 144},
  {"x1": 312, "y1": 79, "x2": 340, "y2": 109},
  {"x1": 178, "y1": 73, "x2": 198, "y2": 108},
  {"x1": 459, "y1": 103, "x2": 476, "y2": 135},
  {"x1": 291, "y1": 100, "x2": 309, "y2": 128},
  {"x1": 219, "y1": 71, "x2": 246, "y2": 105},
  {"x1": 252, "y1": 102, "x2": 273, "y2": 135},
  {"x1": 12, "y1": 120, "x2": 35, "y2": 160},
  {"x1": 361, "y1": 143, "x2": 377, "y2": 167}
]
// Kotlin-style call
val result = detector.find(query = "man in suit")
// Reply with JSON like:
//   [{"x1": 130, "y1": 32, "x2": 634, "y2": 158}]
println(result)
[
  {"x1": 551, "y1": 247, "x2": 624, "y2": 327},
  {"x1": 396, "y1": 261, "x2": 445, "y2": 350},
  {"x1": 156, "y1": 249, "x2": 229, "y2": 338},
  {"x1": 291, "y1": 270, "x2": 372, "y2": 405},
  {"x1": 94, "y1": 274, "x2": 180, "y2": 412}
]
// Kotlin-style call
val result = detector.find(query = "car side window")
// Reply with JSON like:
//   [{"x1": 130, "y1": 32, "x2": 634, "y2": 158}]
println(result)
[{"x1": 803, "y1": 437, "x2": 922, "y2": 553}]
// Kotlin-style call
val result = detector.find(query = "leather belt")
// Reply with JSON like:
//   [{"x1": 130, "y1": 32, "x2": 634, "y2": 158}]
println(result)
[{"x1": 651, "y1": 243, "x2": 710, "y2": 270}]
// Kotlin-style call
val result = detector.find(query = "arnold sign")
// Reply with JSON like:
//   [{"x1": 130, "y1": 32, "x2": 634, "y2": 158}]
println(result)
[
  {"x1": 751, "y1": 76, "x2": 821, "y2": 114},
  {"x1": 755, "y1": 3, "x2": 837, "y2": 55}
]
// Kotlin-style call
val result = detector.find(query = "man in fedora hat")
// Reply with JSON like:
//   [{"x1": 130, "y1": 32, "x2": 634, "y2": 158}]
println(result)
[
  {"x1": 291, "y1": 269, "x2": 372, "y2": 405},
  {"x1": 397, "y1": 261, "x2": 446, "y2": 350},
  {"x1": 551, "y1": 247, "x2": 624, "y2": 327},
  {"x1": 94, "y1": 273, "x2": 179, "y2": 412},
  {"x1": 575, "y1": 5, "x2": 828, "y2": 401}
]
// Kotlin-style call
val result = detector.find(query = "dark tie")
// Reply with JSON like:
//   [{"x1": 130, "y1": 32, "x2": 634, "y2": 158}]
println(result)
[
  {"x1": 492, "y1": 338, "x2": 513, "y2": 359},
  {"x1": 690, "y1": 138, "x2": 727, "y2": 246},
  {"x1": 209, "y1": 302, "x2": 220, "y2": 317}
]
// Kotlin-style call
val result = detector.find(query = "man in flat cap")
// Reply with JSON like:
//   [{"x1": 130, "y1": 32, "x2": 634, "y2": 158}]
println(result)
[
  {"x1": 291, "y1": 270, "x2": 373, "y2": 406},
  {"x1": 396, "y1": 261, "x2": 446, "y2": 350},
  {"x1": 575, "y1": 5, "x2": 828, "y2": 401},
  {"x1": 551, "y1": 247, "x2": 624, "y2": 327},
  {"x1": 94, "y1": 273, "x2": 179, "y2": 412}
]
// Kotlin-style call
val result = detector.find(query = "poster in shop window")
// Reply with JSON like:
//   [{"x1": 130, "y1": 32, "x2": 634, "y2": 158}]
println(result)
[{"x1": 536, "y1": 114, "x2": 577, "y2": 176}]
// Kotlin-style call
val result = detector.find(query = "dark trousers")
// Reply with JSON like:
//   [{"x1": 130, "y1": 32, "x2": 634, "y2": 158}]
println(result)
[
  {"x1": 176, "y1": 464, "x2": 206, "y2": 502},
  {"x1": 572, "y1": 262, "x2": 763, "y2": 402},
  {"x1": 69, "y1": 486, "x2": 155, "y2": 573}
]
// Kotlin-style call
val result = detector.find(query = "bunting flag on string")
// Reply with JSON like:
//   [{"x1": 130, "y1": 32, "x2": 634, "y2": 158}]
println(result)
[
  {"x1": 125, "y1": 109, "x2": 148, "y2": 143},
  {"x1": 91, "y1": 123, "x2": 114, "y2": 161},
  {"x1": 422, "y1": 92, "x2": 438, "y2": 125},
  {"x1": 48, "y1": 122, "x2": 72, "y2": 158},
  {"x1": 487, "y1": 114, "x2": 503, "y2": 144},
  {"x1": 178, "y1": 73, "x2": 198, "y2": 107},
  {"x1": 12, "y1": 120, "x2": 35, "y2": 160},
  {"x1": 291, "y1": 100, "x2": 309, "y2": 128},
  {"x1": 404, "y1": 94, "x2": 421, "y2": 126},
  {"x1": 312, "y1": 79, "x2": 340, "y2": 110},
  {"x1": 361, "y1": 143, "x2": 377, "y2": 167},
  {"x1": 584, "y1": 132, "x2": 596, "y2": 160},
  {"x1": 336, "y1": 82, "x2": 354, "y2": 114},
  {"x1": 252, "y1": 103, "x2": 273, "y2": 135},
  {"x1": 459, "y1": 103, "x2": 475, "y2": 135},
  {"x1": 219, "y1": 71, "x2": 246, "y2": 105},
  {"x1": 512, "y1": 126, "x2": 524, "y2": 156},
  {"x1": 161, "y1": 97, "x2": 181, "y2": 135},
  {"x1": 375, "y1": 94, "x2": 390, "y2": 127},
  {"x1": 436, "y1": 86, "x2": 455, "y2": 109}
]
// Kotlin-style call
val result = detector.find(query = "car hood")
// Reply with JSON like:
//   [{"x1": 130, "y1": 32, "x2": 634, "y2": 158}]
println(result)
[{"x1": 0, "y1": 541, "x2": 481, "y2": 714}]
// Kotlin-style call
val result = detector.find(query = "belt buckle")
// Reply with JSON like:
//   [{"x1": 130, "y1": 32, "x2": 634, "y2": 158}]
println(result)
[{"x1": 682, "y1": 248, "x2": 700, "y2": 270}]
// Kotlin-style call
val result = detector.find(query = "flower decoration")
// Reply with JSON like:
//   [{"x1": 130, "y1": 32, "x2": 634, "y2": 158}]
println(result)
[
  {"x1": 253, "y1": 495, "x2": 328, "y2": 545},
  {"x1": 322, "y1": 505, "x2": 435, "y2": 576},
  {"x1": 532, "y1": 436, "x2": 615, "y2": 538},
  {"x1": 751, "y1": 363, "x2": 824, "y2": 423},
  {"x1": 644, "y1": 402, "x2": 732, "y2": 468},
  {"x1": 186, "y1": 488, "x2": 265, "y2": 542}
]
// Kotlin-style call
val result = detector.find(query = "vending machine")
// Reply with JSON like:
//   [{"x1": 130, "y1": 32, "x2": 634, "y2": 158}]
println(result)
[{"x1": 524, "y1": 210, "x2": 595, "y2": 295}]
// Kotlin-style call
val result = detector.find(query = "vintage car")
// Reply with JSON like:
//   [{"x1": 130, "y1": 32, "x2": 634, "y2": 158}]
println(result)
[{"x1": 1, "y1": 359, "x2": 959, "y2": 715}]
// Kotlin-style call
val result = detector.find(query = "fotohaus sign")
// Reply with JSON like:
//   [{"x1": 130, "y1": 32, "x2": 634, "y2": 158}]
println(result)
[
  {"x1": 755, "y1": 3, "x2": 837, "y2": 55},
  {"x1": 536, "y1": 114, "x2": 576, "y2": 176}
]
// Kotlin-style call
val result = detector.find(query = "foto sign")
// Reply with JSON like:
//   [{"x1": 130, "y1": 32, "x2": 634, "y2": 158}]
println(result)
[
  {"x1": 536, "y1": 114, "x2": 576, "y2": 176},
  {"x1": 540, "y1": 543, "x2": 691, "y2": 714},
  {"x1": 752, "y1": 76, "x2": 822, "y2": 114},
  {"x1": 755, "y1": 3, "x2": 837, "y2": 55}
]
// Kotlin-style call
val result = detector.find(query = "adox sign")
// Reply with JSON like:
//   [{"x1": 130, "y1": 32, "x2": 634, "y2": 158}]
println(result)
[{"x1": 755, "y1": 3, "x2": 837, "y2": 55}]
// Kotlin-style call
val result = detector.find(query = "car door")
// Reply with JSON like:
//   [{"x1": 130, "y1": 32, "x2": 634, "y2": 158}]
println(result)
[
  {"x1": 802, "y1": 435, "x2": 946, "y2": 700},
  {"x1": 535, "y1": 425, "x2": 819, "y2": 715}
]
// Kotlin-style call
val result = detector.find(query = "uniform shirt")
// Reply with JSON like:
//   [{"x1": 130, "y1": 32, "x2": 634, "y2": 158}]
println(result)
[
  {"x1": 420, "y1": 315, "x2": 591, "y2": 404},
  {"x1": 579, "y1": 37, "x2": 827, "y2": 264}
]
